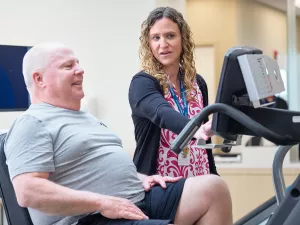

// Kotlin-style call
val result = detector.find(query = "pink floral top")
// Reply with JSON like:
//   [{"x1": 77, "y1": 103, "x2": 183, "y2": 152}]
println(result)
[{"x1": 156, "y1": 81, "x2": 209, "y2": 178}]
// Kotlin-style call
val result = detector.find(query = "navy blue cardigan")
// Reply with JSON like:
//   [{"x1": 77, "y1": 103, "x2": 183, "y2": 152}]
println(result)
[{"x1": 129, "y1": 71, "x2": 218, "y2": 175}]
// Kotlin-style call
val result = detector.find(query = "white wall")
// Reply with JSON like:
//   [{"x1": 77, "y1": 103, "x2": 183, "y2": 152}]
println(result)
[
  {"x1": 236, "y1": 0, "x2": 287, "y2": 58},
  {"x1": 0, "y1": 0, "x2": 157, "y2": 154},
  {"x1": 194, "y1": 46, "x2": 216, "y2": 105},
  {"x1": 156, "y1": 0, "x2": 186, "y2": 17}
]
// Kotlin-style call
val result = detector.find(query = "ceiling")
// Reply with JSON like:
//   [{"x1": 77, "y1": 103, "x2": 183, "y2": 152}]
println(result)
[{"x1": 256, "y1": 0, "x2": 300, "y2": 16}]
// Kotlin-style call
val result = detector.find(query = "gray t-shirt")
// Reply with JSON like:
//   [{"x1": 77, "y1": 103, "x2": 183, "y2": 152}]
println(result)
[{"x1": 4, "y1": 103, "x2": 145, "y2": 225}]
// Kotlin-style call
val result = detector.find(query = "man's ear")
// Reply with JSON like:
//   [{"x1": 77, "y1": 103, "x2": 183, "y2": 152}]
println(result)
[{"x1": 33, "y1": 71, "x2": 46, "y2": 88}]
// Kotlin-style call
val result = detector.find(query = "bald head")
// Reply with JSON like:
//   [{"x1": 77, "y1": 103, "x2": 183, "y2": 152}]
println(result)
[
  {"x1": 22, "y1": 42, "x2": 68, "y2": 91},
  {"x1": 22, "y1": 42, "x2": 84, "y2": 110}
]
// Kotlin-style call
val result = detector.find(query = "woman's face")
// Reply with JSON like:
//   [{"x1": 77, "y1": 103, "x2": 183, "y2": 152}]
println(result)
[{"x1": 149, "y1": 17, "x2": 182, "y2": 69}]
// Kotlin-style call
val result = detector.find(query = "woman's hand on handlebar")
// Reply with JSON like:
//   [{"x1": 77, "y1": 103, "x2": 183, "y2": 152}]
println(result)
[{"x1": 193, "y1": 120, "x2": 214, "y2": 140}]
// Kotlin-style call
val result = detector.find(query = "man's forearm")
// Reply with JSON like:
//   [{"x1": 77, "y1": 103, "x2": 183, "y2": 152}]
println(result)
[{"x1": 16, "y1": 177, "x2": 103, "y2": 216}]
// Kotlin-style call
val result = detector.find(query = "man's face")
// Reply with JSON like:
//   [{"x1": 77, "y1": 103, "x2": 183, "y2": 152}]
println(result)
[{"x1": 42, "y1": 47, "x2": 84, "y2": 104}]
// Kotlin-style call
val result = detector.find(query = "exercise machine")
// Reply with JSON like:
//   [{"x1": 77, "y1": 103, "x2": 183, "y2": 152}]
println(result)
[{"x1": 171, "y1": 46, "x2": 300, "y2": 225}]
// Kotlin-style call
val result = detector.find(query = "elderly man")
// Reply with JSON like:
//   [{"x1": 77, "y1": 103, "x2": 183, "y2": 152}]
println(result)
[{"x1": 4, "y1": 43, "x2": 232, "y2": 225}]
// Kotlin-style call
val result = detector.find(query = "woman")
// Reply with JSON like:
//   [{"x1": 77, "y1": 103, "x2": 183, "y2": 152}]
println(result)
[{"x1": 129, "y1": 7, "x2": 218, "y2": 177}]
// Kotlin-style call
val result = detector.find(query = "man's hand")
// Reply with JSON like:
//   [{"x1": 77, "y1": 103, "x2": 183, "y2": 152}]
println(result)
[
  {"x1": 193, "y1": 120, "x2": 214, "y2": 141},
  {"x1": 98, "y1": 195, "x2": 148, "y2": 220},
  {"x1": 141, "y1": 175, "x2": 182, "y2": 191}
]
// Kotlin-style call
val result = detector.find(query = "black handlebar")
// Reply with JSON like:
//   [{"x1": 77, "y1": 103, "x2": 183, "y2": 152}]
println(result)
[{"x1": 171, "y1": 103, "x2": 297, "y2": 154}]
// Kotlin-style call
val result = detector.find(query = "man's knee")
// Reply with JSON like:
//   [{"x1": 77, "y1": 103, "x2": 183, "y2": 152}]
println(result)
[
  {"x1": 176, "y1": 175, "x2": 232, "y2": 222},
  {"x1": 201, "y1": 175, "x2": 229, "y2": 190},
  {"x1": 185, "y1": 175, "x2": 231, "y2": 201}
]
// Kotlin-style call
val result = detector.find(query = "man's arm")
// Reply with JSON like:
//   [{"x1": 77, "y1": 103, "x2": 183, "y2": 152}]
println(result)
[
  {"x1": 13, "y1": 172, "x2": 102, "y2": 215},
  {"x1": 13, "y1": 172, "x2": 147, "y2": 220}
]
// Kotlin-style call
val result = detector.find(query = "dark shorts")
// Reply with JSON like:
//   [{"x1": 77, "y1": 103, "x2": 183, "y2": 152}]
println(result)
[{"x1": 76, "y1": 178, "x2": 186, "y2": 225}]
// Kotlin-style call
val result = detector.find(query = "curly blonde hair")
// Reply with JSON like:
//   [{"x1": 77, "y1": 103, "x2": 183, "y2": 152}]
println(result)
[{"x1": 139, "y1": 7, "x2": 197, "y2": 100}]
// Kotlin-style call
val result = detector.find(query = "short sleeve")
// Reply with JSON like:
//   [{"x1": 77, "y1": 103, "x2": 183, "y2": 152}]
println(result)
[{"x1": 4, "y1": 115, "x2": 54, "y2": 180}]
